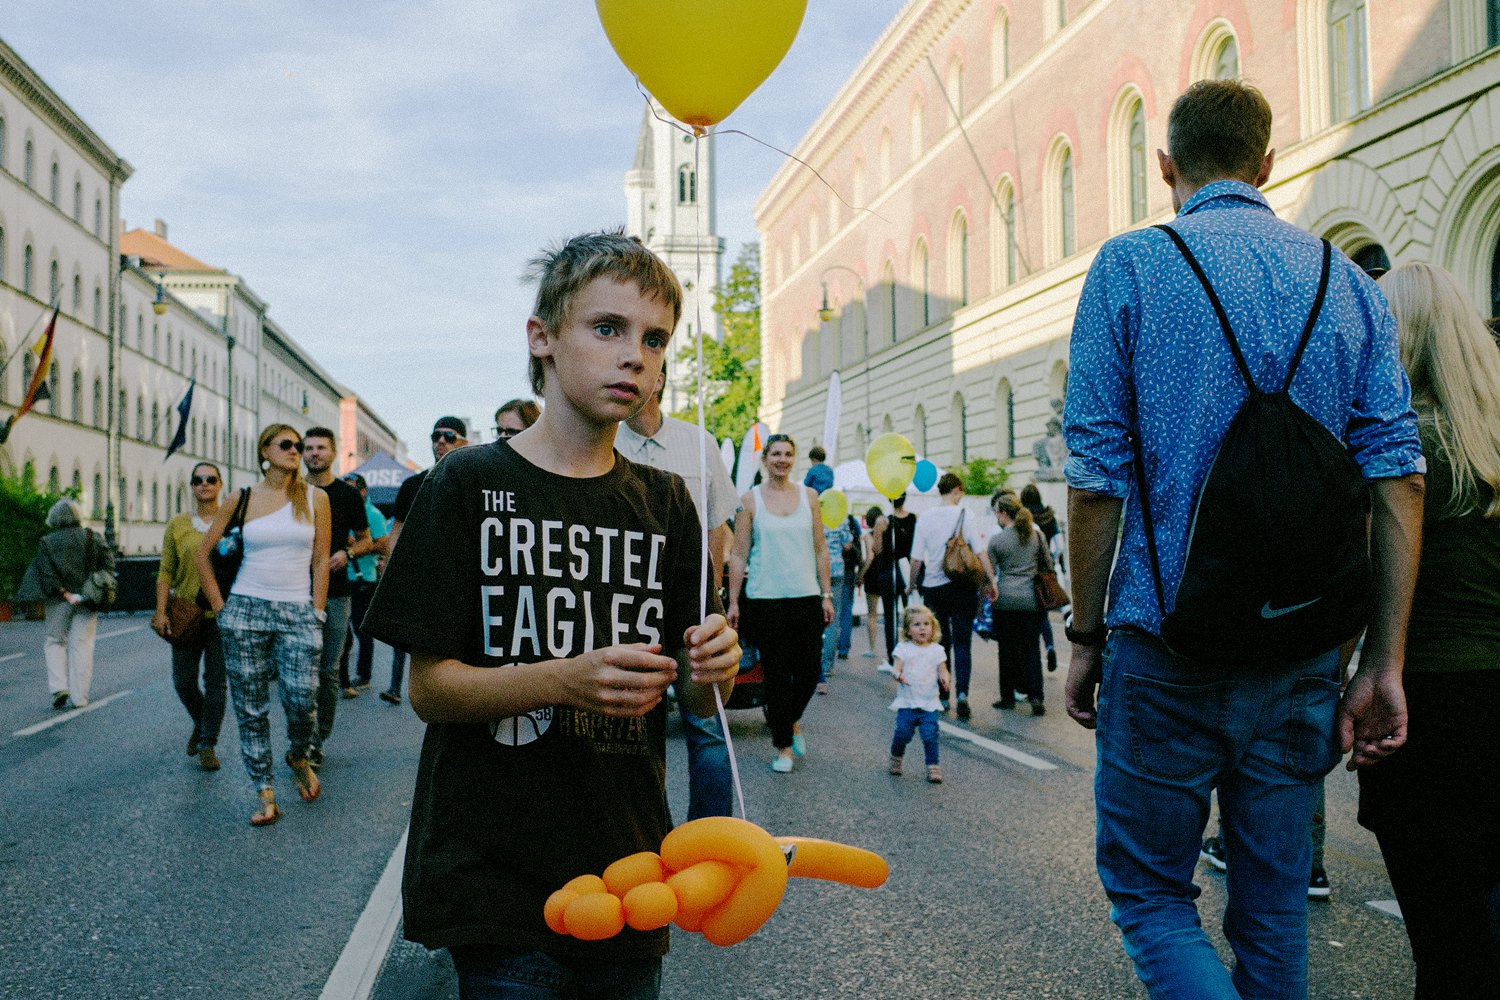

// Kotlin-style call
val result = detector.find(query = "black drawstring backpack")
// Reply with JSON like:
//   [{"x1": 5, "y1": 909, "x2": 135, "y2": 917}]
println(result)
[{"x1": 1131, "y1": 226, "x2": 1373, "y2": 664}]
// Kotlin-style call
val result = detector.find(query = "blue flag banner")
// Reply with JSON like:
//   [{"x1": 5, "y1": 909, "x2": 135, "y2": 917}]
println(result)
[{"x1": 165, "y1": 380, "x2": 195, "y2": 461}]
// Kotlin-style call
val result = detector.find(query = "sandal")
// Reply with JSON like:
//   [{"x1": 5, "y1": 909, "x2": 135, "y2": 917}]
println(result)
[
  {"x1": 250, "y1": 790, "x2": 281, "y2": 827},
  {"x1": 287, "y1": 755, "x2": 321, "y2": 802}
]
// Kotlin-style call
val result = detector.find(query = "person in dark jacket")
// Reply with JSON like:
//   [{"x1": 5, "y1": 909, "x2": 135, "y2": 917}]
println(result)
[{"x1": 17, "y1": 499, "x2": 113, "y2": 709}]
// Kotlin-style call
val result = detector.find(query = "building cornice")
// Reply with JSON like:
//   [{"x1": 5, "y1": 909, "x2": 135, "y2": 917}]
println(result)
[{"x1": 0, "y1": 35, "x2": 133, "y2": 181}]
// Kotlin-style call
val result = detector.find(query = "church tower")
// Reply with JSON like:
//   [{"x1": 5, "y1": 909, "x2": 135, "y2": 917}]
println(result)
[{"x1": 625, "y1": 103, "x2": 725, "y2": 412}]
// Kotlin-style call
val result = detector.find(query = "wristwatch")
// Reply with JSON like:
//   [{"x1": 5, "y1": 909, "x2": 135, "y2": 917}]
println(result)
[
  {"x1": 821, "y1": 591, "x2": 833, "y2": 599},
  {"x1": 1065, "y1": 623, "x2": 1108, "y2": 647}
]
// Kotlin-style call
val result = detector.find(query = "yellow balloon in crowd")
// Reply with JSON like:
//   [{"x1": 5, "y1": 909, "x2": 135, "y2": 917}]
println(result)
[
  {"x1": 594, "y1": 0, "x2": 808, "y2": 130},
  {"x1": 819, "y1": 489, "x2": 849, "y2": 529},
  {"x1": 866, "y1": 433, "x2": 917, "y2": 499}
]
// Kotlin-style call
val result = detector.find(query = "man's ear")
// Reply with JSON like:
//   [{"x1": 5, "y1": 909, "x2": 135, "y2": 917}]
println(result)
[
  {"x1": 1253, "y1": 149, "x2": 1275, "y2": 189},
  {"x1": 1157, "y1": 149, "x2": 1176, "y2": 189}
]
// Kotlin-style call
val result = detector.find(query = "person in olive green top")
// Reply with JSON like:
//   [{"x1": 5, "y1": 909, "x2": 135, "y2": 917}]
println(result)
[
  {"x1": 1361, "y1": 263, "x2": 1500, "y2": 999},
  {"x1": 152, "y1": 462, "x2": 227, "y2": 772}
]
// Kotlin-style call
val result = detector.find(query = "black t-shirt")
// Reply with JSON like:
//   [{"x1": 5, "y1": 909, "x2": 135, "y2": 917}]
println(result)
[
  {"x1": 362, "y1": 441, "x2": 712, "y2": 958},
  {"x1": 318, "y1": 477, "x2": 369, "y2": 600},
  {"x1": 890, "y1": 511, "x2": 916, "y2": 561},
  {"x1": 392, "y1": 468, "x2": 429, "y2": 525}
]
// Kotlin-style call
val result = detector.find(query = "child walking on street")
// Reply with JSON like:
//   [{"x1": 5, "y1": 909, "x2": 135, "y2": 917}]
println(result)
[{"x1": 888, "y1": 605, "x2": 949, "y2": 784}]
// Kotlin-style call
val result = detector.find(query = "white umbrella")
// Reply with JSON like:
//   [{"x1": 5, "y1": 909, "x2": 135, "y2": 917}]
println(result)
[{"x1": 821, "y1": 370, "x2": 842, "y2": 465}]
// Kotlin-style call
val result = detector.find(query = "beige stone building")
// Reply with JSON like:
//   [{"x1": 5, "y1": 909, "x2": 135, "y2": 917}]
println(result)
[{"x1": 756, "y1": 0, "x2": 1500, "y2": 496}]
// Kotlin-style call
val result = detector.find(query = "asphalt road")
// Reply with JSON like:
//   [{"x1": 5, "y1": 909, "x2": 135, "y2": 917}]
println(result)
[{"x1": 0, "y1": 612, "x2": 1417, "y2": 999}]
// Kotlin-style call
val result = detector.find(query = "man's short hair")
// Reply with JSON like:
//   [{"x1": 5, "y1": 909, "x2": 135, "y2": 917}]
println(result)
[
  {"x1": 808, "y1": 446, "x2": 826, "y2": 462},
  {"x1": 526, "y1": 230, "x2": 684, "y2": 395},
  {"x1": 1167, "y1": 80, "x2": 1273, "y2": 186},
  {"x1": 937, "y1": 472, "x2": 964, "y2": 496},
  {"x1": 495, "y1": 398, "x2": 541, "y2": 429},
  {"x1": 304, "y1": 426, "x2": 336, "y2": 445}
]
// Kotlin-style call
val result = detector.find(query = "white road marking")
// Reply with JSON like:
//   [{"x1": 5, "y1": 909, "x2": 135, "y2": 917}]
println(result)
[
  {"x1": 1367, "y1": 899, "x2": 1404, "y2": 921},
  {"x1": 0, "y1": 652, "x2": 23, "y2": 664},
  {"x1": 13, "y1": 689, "x2": 134, "y2": 737},
  {"x1": 97, "y1": 624, "x2": 146, "y2": 640},
  {"x1": 938, "y1": 720, "x2": 1058, "y2": 771},
  {"x1": 321, "y1": 829, "x2": 408, "y2": 1000}
]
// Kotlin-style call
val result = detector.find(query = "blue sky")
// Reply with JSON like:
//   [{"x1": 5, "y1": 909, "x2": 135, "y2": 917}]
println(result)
[{"x1": 3, "y1": 2, "x2": 904, "y2": 459}]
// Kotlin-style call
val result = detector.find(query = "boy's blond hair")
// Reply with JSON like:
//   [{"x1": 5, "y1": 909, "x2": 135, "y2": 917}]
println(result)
[
  {"x1": 901, "y1": 604, "x2": 942, "y2": 645},
  {"x1": 525, "y1": 230, "x2": 684, "y2": 395}
]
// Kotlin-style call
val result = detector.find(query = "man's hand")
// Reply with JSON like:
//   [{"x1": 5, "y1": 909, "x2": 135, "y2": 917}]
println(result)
[
  {"x1": 1065, "y1": 643, "x2": 1104, "y2": 729},
  {"x1": 557, "y1": 644, "x2": 678, "y2": 718},
  {"x1": 150, "y1": 611, "x2": 171, "y2": 638},
  {"x1": 684, "y1": 614, "x2": 741, "y2": 688},
  {"x1": 821, "y1": 597, "x2": 835, "y2": 626},
  {"x1": 328, "y1": 550, "x2": 349, "y2": 574},
  {"x1": 1338, "y1": 661, "x2": 1407, "y2": 769}
]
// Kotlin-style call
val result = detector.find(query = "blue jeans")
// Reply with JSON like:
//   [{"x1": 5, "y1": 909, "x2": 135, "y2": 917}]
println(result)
[
  {"x1": 1095, "y1": 630, "x2": 1342, "y2": 1000},
  {"x1": 890, "y1": 707, "x2": 940, "y2": 765},
  {"x1": 312, "y1": 594, "x2": 352, "y2": 751},
  {"x1": 819, "y1": 575, "x2": 849, "y2": 682},
  {"x1": 837, "y1": 573, "x2": 857, "y2": 655},
  {"x1": 450, "y1": 947, "x2": 661, "y2": 1000},
  {"x1": 921, "y1": 582, "x2": 977, "y2": 698},
  {"x1": 678, "y1": 702, "x2": 732, "y2": 820}
]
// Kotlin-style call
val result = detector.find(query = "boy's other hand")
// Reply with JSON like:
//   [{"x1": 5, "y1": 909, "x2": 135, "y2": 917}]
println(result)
[
  {"x1": 564, "y1": 644, "x2": 677, "y2": 718},
  {"x1": 684, "y1": 614, "x2": 741, "y2": 686}
]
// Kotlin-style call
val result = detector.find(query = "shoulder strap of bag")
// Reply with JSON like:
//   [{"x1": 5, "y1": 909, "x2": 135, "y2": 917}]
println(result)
[
  {"x1": 1154, "y1": 224, "x2": 1257, "y2": 393},
  {"x1": 83, "y1": 527, "x2": 96, "y2": 572},
  {"x1": 949, "y1": 508, "x2": 966, "y2": 541},
  {"x1": 230, "y1": 487, "x2": 250, "y2": 529},
  {"x1": 1282, "y1": 239, "x2": 1334, "y2": 393}
]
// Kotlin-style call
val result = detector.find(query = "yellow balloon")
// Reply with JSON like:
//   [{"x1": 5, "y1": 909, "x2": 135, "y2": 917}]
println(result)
[
  {"x1": 819, "y1": 489, "x2": 849, "y2": 529},
  {"x1": 866, "y1": 433, "x2": 916, "y2": 499},
  {"x1": 595, "y1": 0, "x2": 807, "y2": 129}
]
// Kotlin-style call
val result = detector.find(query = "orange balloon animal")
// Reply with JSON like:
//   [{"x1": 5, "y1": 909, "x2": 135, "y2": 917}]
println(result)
[{"x1": 544, "y1": 816, "x2": 888, "y2": 947}]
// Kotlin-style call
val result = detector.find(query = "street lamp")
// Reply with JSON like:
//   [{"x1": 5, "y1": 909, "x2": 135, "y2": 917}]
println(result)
[
  {"x1": 814, "y1": 265, "x2": 873, "y2": 455},
  {"x1": 151, "y1": 278, "x2": 168, "y2": 316}
]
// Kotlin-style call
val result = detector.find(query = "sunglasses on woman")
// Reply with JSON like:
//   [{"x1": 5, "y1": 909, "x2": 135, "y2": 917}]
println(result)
[
  {"x1": 275, "y1": 439, "x2": 305, "y2": 453},
  {"x1": 190, "y1": 475, "x2": 219, "y2": 486}
]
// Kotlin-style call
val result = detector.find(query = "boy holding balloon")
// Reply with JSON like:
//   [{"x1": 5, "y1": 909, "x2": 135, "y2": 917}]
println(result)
[{"x1": 362, "y1": 231, "x2": 741, "y2": 999}]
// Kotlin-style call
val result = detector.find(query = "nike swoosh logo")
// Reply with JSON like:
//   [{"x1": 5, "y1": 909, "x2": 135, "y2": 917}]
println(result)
[{"x1": 1261, "y1": 598, "x2": 1320, "y2": 619}]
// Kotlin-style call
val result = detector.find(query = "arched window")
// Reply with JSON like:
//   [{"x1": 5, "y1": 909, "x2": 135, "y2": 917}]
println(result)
[
  {"x1": 48, "y1": 258, "x2": 59, "y2": 303},
  {"x1": 92, "y1": 473, "x2": 103, "y2": 517},
  {"x1": 945, "y1": 57, "x2": 964, "y2": 125},
  {"x1": 677, "y1": 164, "x2": 696, "y2": 204},
  {"x1": 48, "y1": 364, "x2": 58, "y2": 415},
  {"x1": 23, "y1": 243, "x2": 33, "y2": 296},
  {"x1": 1108, "y1": 92, "x2": 1150, "y2": 232},
  {"x1": 71, "y1": 468, "x2": 82, "y2": 500},
  {"x1": 93, "y1": 378, "x2": 103, "y2": 428},
  {"x1": 1128, "y1": 104, "x2": 1148, "y2": 224},
  {"x1": 93, "y1": 197, "x2": 102, "y2": 238},
  {"x1": 49, "y1": 464, "x2": 60, "y2": 495},
  {"x1": 949, "y1": 211, "x2": 969, "y2": 308},
  {"x1": 71, "y1": 273, "x2": 81, "y2": 313},
  {"x1": 0, "y1": 116, "x2": 5, "y2": 170},
  {"x1": 994, "y1": 179, "x2": 1019, "y2": 287},
  {"x1": 72, "y1": 181, "x2": 82, "y2": 222},
  {"x1": 151, "y1": 402, "x2": 160, "y2": 443},
  {"x1": 911, "y1": 238, "x2": 930, "y2": 329},
  {"x1": 136, "y1": 396, "x2": 145, "y2": 439},
  {"x1": 49, "y1": 160, "x2": 59, "y2": 205},
  {"x1": 0, "y1": 338, "x2": 8, "y2": 403},
  {"x1": 1490, "y1": 0, "x2": 1500, "y2": 48},
  {"x1": 1045, "y1": 139, "x2": 1077, "y2": 262},
  {"x1": 190, "y1": 418, "x2": 198, "y2": 454},
  {"x1": 1329, "y1": 0, "x2": 1370, "y2": 122},
  {"x1": 1045, "y1": 0, "x2": 1068, "y2": 38},
  {"x1": 1214, "y1": 35, "x2": 1241, "y2": 79},
  {"x1": 879, "y1": 129, "x2": 893, "y2": 188},
  {"x1": 992, "y1": 9, "x2": 1010, "y2": 85},
  {"x1": 23, "y1": 139, "x2": 34, "y2": 187},
  {"x1": 1060, "y1": 149, "x2": 1076, "y2": 257},
  {"x1": 914, "y1": 404, "x2": 928, "y2": 456},
  {"x1": 71, "y1": 369, "x2": 82, "y2": 421},
  {"x1": 951, "y1": 393, "x2": 968, "y2": 464},
  {"x1": 996, "y1": 378, "x2": 1016, "y2": 458},
  {"x1": 853, "y1": 160, "x2": 866, "y2": 207},
  {"x1": 152, "y1": 481, "x2": 159, "y2": 522},
  {"x1": 93, "y1": 286, "x2": 101, "y2": 330},
  {"x1": 0, "y1": 226, "x2": 5, "y2": 284}
]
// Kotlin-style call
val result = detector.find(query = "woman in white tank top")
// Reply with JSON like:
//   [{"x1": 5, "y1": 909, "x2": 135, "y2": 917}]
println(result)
[
  {"x1": 727, "y1": 434, "x2": 833, "y2": 774},
  {"x1": 197, "y1": 424, "x2": 330, "y2": 826}
]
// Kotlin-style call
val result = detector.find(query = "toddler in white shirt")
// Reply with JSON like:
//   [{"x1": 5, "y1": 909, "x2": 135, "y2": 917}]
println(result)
[{"x1": 888, "y1": 605, "x2": 950, "y2": 783}]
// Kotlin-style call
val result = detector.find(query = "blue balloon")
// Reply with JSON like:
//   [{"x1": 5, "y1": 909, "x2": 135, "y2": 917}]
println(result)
[{"x1": 912, "y1": 459, "x2": 938, "y2": 493}]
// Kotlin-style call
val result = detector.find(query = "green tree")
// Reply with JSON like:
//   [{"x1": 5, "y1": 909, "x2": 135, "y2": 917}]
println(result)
[
  {"x1": 957, "y1": 456, "x2": 1010, "y2": 498},
  {"x1": 672, "y1": 242, "x2": 761, "y2": 444},
  {"x1": 0, "y1": 466, "x2": 70, "y2": 600}
]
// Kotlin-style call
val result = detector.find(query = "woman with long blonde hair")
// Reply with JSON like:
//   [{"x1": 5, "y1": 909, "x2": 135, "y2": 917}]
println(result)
[
  {"x1": 197, "y1": 424, "x2": 331, "y2": 826},
  {"x1": 1361, "y1": 262, "x2": 1500, "y2": 996}
]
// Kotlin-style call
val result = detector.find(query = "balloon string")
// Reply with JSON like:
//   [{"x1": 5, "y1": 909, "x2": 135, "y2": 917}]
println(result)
[
  {"x1": 687, "y1": 129, "x2": 750, "y2": 824},
  {"x1": 633, "y1": 82, "x2": 889, "y2": 227}
]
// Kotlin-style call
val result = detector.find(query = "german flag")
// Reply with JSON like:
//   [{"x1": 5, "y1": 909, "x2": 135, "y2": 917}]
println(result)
[{"x1": 0, "y1": 305, "x2": 60, "y2": 446}]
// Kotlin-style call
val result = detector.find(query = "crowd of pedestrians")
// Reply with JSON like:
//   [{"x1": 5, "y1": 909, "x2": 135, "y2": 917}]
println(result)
[{"x1": 10, "y1": 78, "x2": 1500, "y2": 1000}]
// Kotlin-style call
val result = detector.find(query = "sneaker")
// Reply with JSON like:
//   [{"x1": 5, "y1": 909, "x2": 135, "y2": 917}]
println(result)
[
  {"x1": 836, "y1": 652, "x2": 849, "y2": 660},
  {"x1": 1200, "y1": 836, "x2": 1227, "y2": 872},
  {"x1": 992, "y1": 699, "x2": 1016, "y2": 710},
  {"x1": 1028, "y1": 696, "x2": 1046, "y2": 717},
  {"x1": 52, "y1": 692, "x2": 69, "y2": 710},
  {"x1": 816, "y1": 682, "x2": 829, "y2": 695},
  {"x1": 877, "y1": 662, "x2": 894, "y2": 674},
  {"x1": 771, "y1": 756, "x2": 794, "y2": 774},
  {"x1": 791, "y1": 732, "x2": 807, "y2": 757},
  {"x1": 1046, "y1": 648, "x2": 1058, "y2": 673},
  {"x1": 198, "y1": 747, "x2": 221, "y2": 772},
  {"x1": 341, "y1": 686, "x2": 360, "y2": 699},
  {"x1": 955, "y1": 697, "x2": 971, "y2": 719},
  {"x1": 379, "y1": 690, "x2": 402, "y2": 705},
  {"x1": 888, "y1": 755, "x2": 904, "y2": 776},
  {"x1": 861, "y1": 651, "x2": 877, "y2": 659},
  {"x1": 1307, "y1": 870, "x2": 1331, "y2": 900},
  {"x1": 926, "y1": 765, "x2": 944, "y2": 784},
  {"x1": 354, "y1": 680, "x2": 371, "y2": 691}
]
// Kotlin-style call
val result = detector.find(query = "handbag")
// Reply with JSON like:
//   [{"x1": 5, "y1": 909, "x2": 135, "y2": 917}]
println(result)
[
  {"x1": 973, "y1": 594, "x2": 995, "y2": 640},
  {"x1": 79, "y1": 530, "x2": 118, "y2": 610},
  {"x1": 1032, "y1": 529, "x2": 1070, "y2": 611},
  {"x1": 941, "y1": 509, "x2": 986, "y2": 588},
  {"x1": 199, "y1": 488, "x2": 251, "y2": 611},
  {"x1": 163, "y1": 593, "x2": 205, "y2": 647}
]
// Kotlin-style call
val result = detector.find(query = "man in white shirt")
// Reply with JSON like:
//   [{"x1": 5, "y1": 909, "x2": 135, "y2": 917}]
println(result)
[
  {"x1": 908, "y1": 472, "x2": 996, "y2": 719},
  {"x1": 616, "y1": 378, "x2": 741, "y2": 819}
]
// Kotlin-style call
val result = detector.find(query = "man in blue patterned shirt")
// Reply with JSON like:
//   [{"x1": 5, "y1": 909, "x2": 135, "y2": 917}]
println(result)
[{"x1": 1062, "y1": 81, "x2": 1426, "y2": 1000}]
